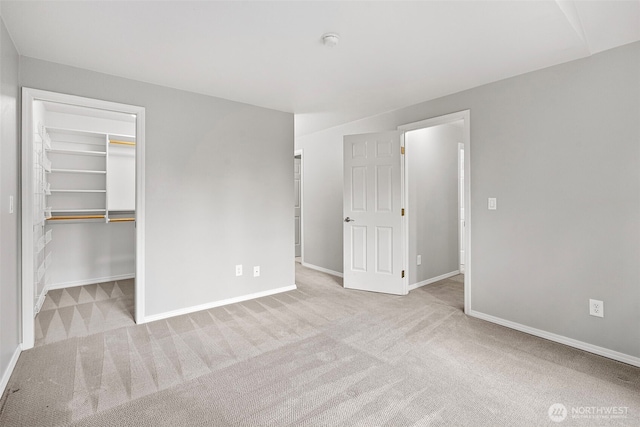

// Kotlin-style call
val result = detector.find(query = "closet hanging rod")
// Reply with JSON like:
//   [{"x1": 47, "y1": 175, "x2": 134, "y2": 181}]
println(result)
[
  {"x1": 108, "y1": 218, "x2": 135, "y2": 222},
  {"x1": 47, "y1": 215, "x2": 105, "y2": 221},
  {"x1": 109, "y1": 140, "x2": 136, "y2": 146}
]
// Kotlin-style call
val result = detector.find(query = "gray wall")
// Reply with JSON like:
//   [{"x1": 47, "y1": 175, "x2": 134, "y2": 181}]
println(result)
[
  {"x1": 407, "y1": 124, "x2": 460, "y2": 285},
  {"x1": 0, "y1": 18, "x2": 20, "y2": 385},
  {"x1": 20, "y1": 57, "x2": 294, "y2": 317},
  {"x1": 296, "y1": 42, "x2": 640, "y2": 358}
]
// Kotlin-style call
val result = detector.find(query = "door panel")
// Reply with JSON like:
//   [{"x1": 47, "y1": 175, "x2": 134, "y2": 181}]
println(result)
[
  {"x1": 351, "y1": 226, "x2": 367, "y2": 271},
  {"x1": 376, "y1": 165, "x2": 393, "y2": 212},
  {"x1": 343, "y1": 131, "x2": 405, "y2": 295},
  {"x1": 351, "y1": 166, "x2": 367, "y2": 211},
  {"x1": 376, "y1": 226, "x2": 393, "y2": 274}
]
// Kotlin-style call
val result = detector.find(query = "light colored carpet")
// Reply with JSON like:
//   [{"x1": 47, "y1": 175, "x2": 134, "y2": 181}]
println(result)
[
  {"x1": 34, "y1": 279, "x2": 135, "y2": 347},
  {"x1": 1, "y1": 264, "x2": 639, "y2": 426}
]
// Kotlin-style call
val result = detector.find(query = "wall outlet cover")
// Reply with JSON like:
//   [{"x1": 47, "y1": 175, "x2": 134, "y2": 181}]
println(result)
[
  {"x1": 589, "y1": 299, "x2": 604, "y2": 318},
  {"x1": 235, "y1": 265, "x2": 243, "y2": 276}
]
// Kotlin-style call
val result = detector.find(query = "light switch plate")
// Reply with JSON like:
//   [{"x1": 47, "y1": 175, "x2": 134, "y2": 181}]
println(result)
[
  {"x1": 253, "y1": 266, "x2": 260, "y2": 277},
  {"x1": 417, "y1": 255, "x2": 422, "y2": 265},
  {"x1": 9, "y1": 196, "x2": 14, "y2": 214},
  {"x1": 488, "y1": 198, "x2": 497, "y2": 210}
]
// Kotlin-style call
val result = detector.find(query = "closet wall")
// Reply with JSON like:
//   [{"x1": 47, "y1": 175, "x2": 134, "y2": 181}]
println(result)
[{"x1": 32, "y1": 100, "x2": 135, "y2": 311}]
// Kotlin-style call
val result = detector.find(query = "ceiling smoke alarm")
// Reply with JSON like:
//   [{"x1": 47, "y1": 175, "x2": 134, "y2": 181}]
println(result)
[{"x1": 322, "y1": 33, "x2": 340, "y2": 47}]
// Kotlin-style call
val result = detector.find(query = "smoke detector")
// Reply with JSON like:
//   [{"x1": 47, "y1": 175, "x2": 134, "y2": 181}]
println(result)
[{"x1": 322, "y1": 33, "x2": 340, "y2": 47}]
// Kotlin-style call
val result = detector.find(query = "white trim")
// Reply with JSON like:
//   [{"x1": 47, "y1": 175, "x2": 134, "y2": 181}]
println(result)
[
  {"x1": 20, "y1": 88, "x2": 147, "y2": 348},
  {"x1": 143, "y1": 285, "x2": 297, "y2": 323},
  {"x1": 469, "y1": 310, "x2": 640, "y2": 368},
  {"x1": 398, "y1": 111, "x2": 469, "y2": 133},
  {"x1": 135, "y1": 109, "x2": 146, "y2": 324},
  {"x1": 398, "y1": 109, "x2": 471, "y2": 314},
  {"x1": 46, "y1": 274, "x2": 135, "y2": 290},
  {"x1": 400, "y1": 133, "x2": 408, "y2": 295},
  {"x1": 294, "y1": 149, "x2": 304, "y2": 262},
  {"x1": 0, "y1": 345, "x2": 22, "y2": 398},
  {"x1": 408, "y1": 270, "x2": 460, "y2": 291},
  {"x1": 301, "y1": 262, "x2": 344, "y2": 278},
  {"x1": 21, "y1": 88, "x2": 36, "y2": 348},
  {"x1": 458, "y1": 142, "x2": 465, "y2": 273}
]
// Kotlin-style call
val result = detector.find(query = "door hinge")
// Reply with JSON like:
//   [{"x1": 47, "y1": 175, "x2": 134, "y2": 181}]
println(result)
[
  {"x1": 401, "y1": 208, "x2": 405, "y2": 216},
  {"x1": 401, "y1": 146, "x2": 405, "y2": 155},
  {"x1": 402, "y1": 270, "x2": 405, "y2": 278}
]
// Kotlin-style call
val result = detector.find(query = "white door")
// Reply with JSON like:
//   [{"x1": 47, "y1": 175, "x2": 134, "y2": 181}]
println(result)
[
  {"x1": 343, "y1": 131, "x2": 406, "y2": 295},
  {"x1": 294, "y1": 156, "x2": 301, "y2": 257},
  {"x1": 458, "y1": 143, "x2": 465, "y2": 272}
]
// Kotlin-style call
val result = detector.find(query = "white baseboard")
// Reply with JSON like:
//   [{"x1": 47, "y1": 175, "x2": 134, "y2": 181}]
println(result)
[
  {"x1": 301, "y1": 262, "x2": 344, "y2": 278},
  {"x1": 47, "y1": 273, "x2": 135, "y2": 290},
  {"x1": 1, "y1": 345, "x2": 22, "y2": 398},
  {"x1": 469, "y1": 310, "x2": 640, "y2": 368},
  {"x1": 408, "y1": 270, "x2": 460, "y2": 291},
  {"x1": 143, "y1": 284, "x2": 297, "y2": 323}
]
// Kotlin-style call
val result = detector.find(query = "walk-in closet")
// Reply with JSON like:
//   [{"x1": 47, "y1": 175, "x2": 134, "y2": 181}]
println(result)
[{"x1": 30, "y1": 101, "x2": 136, "y2": 314}]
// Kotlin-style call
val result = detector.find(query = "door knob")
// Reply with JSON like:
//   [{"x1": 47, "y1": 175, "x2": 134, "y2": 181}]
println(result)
[{"x1": 344, "y1": 217, "x2": 355, "y2": 222}]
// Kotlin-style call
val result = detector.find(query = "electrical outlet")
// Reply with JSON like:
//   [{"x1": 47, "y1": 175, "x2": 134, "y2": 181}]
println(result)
[
  {"x1": 417, "y1": 255, "x2": 422, "y2": 265},
  {"x1": 253, "y1": 266, "x2": 260, "y2": 277},
  {"x1": 589, "y1": 299, "x2": 604, "y2": 318},
  {"x1": 235, "y1": 265, "x2": 243, "y2": 276}
]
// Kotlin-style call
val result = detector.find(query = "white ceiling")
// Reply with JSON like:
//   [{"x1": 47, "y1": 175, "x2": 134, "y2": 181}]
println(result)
[{"x1": 2, "y1": 1, "x2": 639, "y2": 136}]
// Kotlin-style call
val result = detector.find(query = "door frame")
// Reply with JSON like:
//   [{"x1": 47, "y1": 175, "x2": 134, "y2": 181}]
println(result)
[
  {"x1": 20, "y1": 88, "x2": 146, "y2": 349},
  {"x1": 458, "y1": 142, "x2": 465, "y2": 273},
  {"x1": 294, "y1": 149, "x2": 304, "y2": 262},
  {"x1": 398, "y1": 110, "x2": 471, "y2": 314}
]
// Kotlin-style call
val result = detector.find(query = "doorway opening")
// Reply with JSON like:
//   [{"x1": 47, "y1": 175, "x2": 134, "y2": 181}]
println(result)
[
  {"x1": 399, "y1": 110, "x2": 470, "y2": 313},
  {"x1": 294, "y1": 150, "x2": 303, "y2": 264},
  {"x1": 21, "y1": 88, "x2": 146, "y2": 349},
  {"x1": 341, "y1": 110, "x2": 469, "y2": 312},
  {"x1": 404, "y1": 120, "x2": 463, "y2": 287}
]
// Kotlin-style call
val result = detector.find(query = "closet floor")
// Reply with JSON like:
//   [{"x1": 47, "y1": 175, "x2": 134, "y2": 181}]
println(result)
[{"x1": 35, "y1": 279, "x2": 135, "y2": 347}]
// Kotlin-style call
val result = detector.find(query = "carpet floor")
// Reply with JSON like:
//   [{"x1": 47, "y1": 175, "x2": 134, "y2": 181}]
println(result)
[{"x1": 1, "y1": 263, "x2": 639, "y2": 426}]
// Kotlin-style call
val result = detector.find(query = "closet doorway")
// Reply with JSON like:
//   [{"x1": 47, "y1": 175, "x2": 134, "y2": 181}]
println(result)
[{"x1": 21, "y1": 88, "x2": 146, "y2": 349}]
